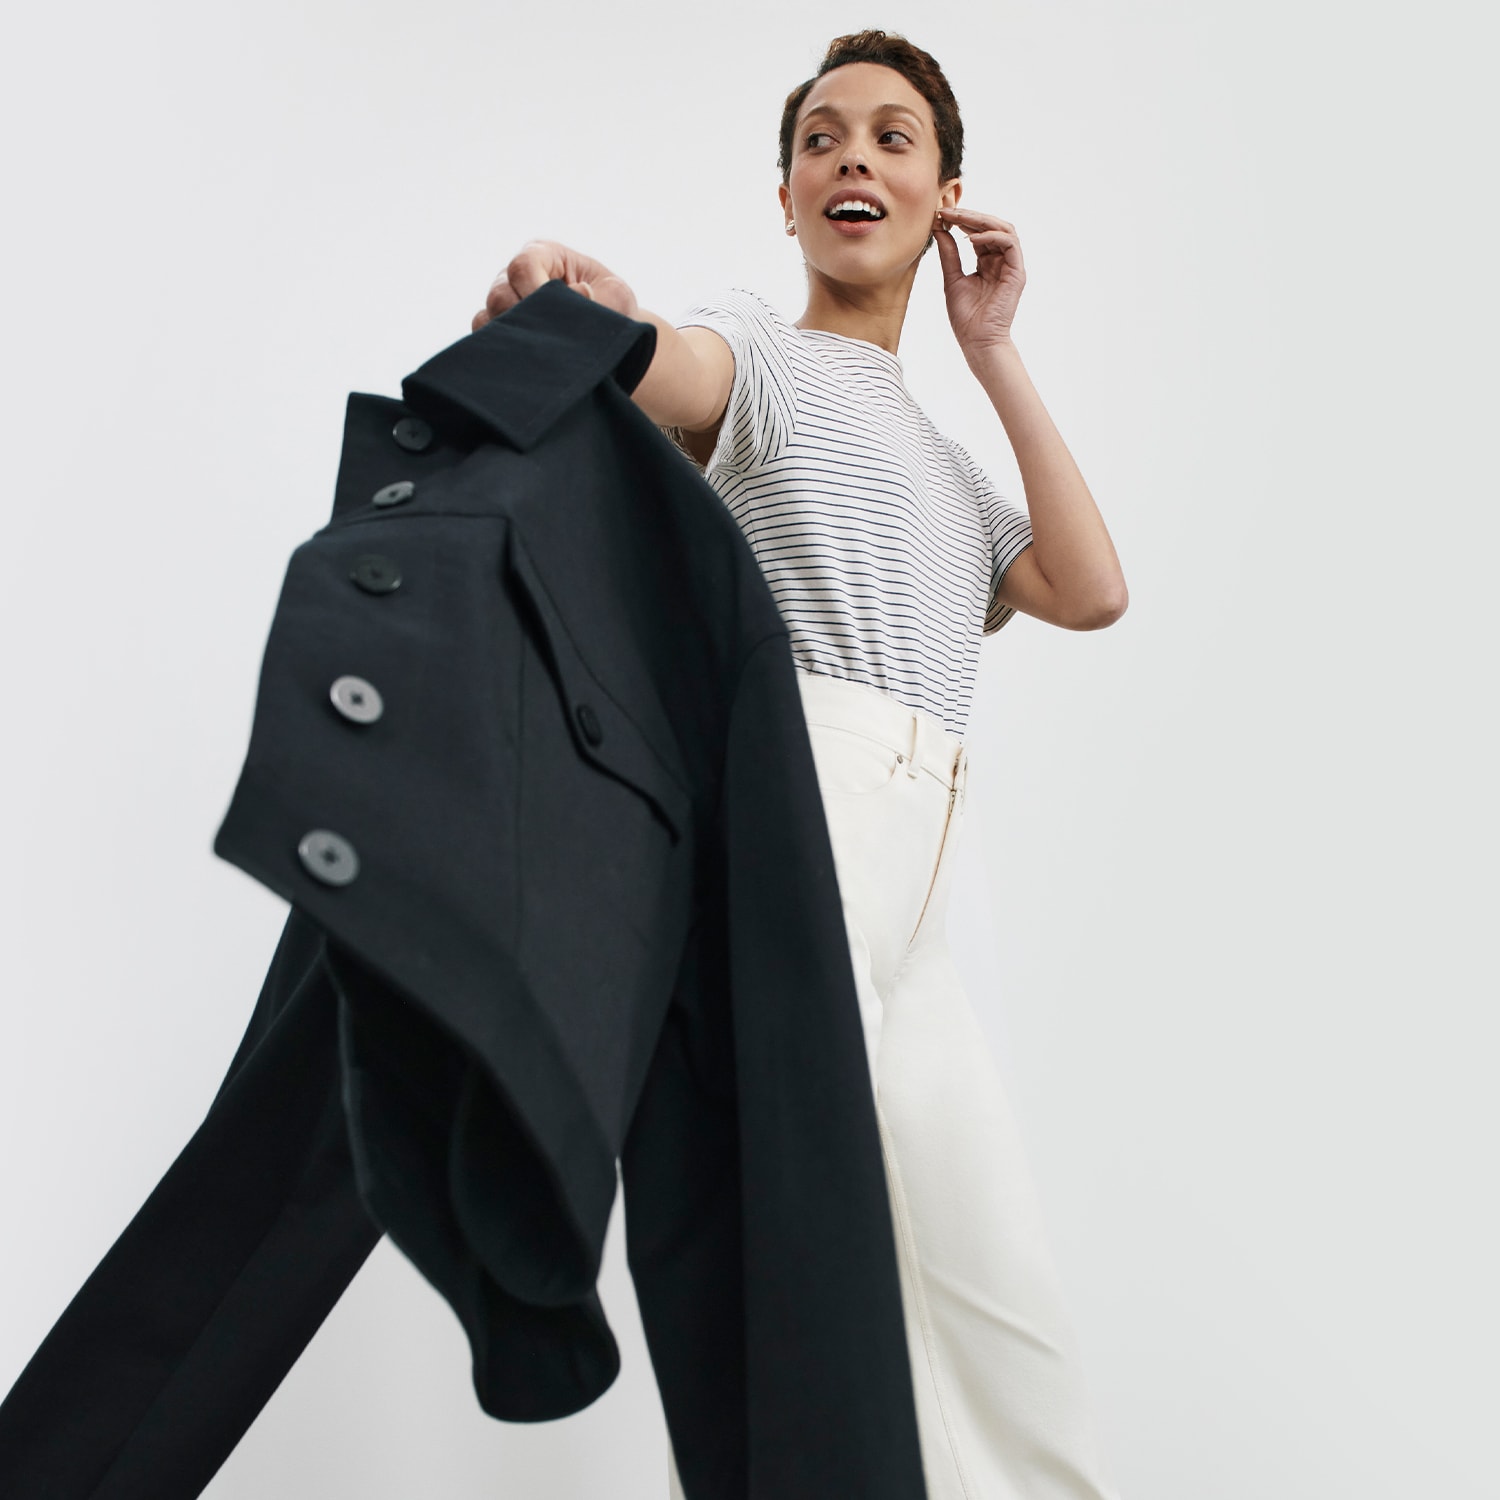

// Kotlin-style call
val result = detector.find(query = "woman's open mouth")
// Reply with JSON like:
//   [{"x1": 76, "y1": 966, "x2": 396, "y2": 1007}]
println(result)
[{"x1": 823, "y1": 193, "x2": 886, "y2": 237}]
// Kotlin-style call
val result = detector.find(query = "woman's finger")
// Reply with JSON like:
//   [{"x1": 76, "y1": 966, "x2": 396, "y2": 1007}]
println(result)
[
  {"x1": 506, "y1": 242, "x2": 564, "y2": 299},
  {"x1": 485, "y1": 272, "x2": 520, "y2": 316},
  {"x1": 966, "y1": 229, "x2": 1023, "y2": 266},
  {"x1": 932, "y1": 222, "x2": 966, "y2": 287},
  {"x1": 936, "y1": 207, "x2": 1013, "y2": 233}
]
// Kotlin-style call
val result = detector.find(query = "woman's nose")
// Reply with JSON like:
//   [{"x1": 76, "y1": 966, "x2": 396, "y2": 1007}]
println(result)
[{"x1": 838, "y1": 158, "x2": 871, "y2": 176}]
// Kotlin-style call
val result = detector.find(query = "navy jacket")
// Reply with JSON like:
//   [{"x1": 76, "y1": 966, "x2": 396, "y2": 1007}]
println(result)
[{"x1": 0, "y1": 281, "x2": 927, "y2": 1499}]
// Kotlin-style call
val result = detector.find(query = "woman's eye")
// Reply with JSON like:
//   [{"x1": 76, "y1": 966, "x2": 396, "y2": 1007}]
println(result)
[
  {"x1": 879, "y1": 129, "x2": 912, "y2": 146},
  {"x1": 805, "y1": 131, "x2": 833, "y2": 149}
]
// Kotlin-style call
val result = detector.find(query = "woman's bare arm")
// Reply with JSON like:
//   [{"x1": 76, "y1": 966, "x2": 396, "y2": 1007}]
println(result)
[{"x1": 473, "y1": 240, "x2": 733, "y2": 433}]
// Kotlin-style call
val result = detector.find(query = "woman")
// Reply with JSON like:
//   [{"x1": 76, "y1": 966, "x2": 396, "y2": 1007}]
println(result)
[{"x1": 476, "y1": 29, "x2": 1128, "y2": 1500}]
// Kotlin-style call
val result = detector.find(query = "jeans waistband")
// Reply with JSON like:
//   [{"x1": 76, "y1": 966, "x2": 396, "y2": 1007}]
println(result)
[{"x1": 794, "y1": 669, "x2": 968, "y2": 792}]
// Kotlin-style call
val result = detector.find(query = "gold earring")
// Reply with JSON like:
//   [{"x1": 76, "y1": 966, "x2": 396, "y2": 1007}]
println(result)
[{"x1": 786, "y1": 220, "x2": 796, "y2": 235}]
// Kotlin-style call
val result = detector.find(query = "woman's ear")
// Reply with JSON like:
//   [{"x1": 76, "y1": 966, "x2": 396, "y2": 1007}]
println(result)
[{"x1": 941, "y1": 177, "x2": 963, "y2": 212}]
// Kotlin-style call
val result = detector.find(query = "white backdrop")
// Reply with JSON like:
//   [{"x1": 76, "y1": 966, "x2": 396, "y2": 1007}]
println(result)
[{"x1": 2, "y1": 1, "x2": 1495, "y2": 1496}]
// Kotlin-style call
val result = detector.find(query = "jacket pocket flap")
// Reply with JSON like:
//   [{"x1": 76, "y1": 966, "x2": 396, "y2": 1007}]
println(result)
[{"x1": 505, "y1": 528, "x2": 691, "y2": 843}]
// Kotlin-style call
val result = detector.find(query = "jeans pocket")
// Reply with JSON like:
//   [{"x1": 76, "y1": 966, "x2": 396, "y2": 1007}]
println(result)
[{"x1": 806, "y1": 722, "x2": 906, "y2": 797}]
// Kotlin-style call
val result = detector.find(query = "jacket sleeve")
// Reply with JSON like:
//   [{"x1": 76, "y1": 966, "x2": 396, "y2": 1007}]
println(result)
[
  {"x1": 720, "y1": 633, "x2": 929, "y2": 1498},
  {"x1": 0, "y1": 907, "x2": 383, "y2": 1500}
]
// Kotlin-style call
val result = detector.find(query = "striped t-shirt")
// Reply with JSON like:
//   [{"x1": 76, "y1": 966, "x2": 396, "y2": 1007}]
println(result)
[{"x1": 675, "y1": 288, "x2": 1034, "y2": 738}]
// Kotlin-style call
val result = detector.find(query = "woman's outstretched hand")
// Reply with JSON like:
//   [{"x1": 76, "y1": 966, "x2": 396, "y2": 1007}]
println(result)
[
  {"x1": 933, "y1": 207, "x2": 1026, "y2": 359},
  {"x1": 472, "y1": 240, "x2": 640, "y2": 331}
]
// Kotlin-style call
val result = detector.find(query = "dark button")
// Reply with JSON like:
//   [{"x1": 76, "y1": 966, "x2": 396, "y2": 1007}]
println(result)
[
  {"x1": 575, "y1": 703, "x2": 603, "y2": 746},
  {"x1": 350, "y1": 553, "x2": 402, "y2": 594},
  {"x1": 373, "y1": 480, "x2": 415, "y2": 508},
  {"x1": 298, "y1": 829, "x2": 360, "y2": 886},
  {"x1": 392, "y1": 416, "x2": 434, "y2": 453},
  {"x1": 330, "y1": 675, "x2": 383, "y2": 724}
]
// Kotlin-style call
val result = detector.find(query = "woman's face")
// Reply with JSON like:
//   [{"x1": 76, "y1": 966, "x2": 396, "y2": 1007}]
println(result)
[{"x1": 780, "y1": 61, "x2": 962, "y2": 287}]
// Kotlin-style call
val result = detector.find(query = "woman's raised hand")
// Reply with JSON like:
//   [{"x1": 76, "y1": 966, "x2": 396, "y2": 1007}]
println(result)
[
  {"x1": 933, "y1": 207, "x2": 1026, "y2": 358},
  {"x1": 472, "y1": 240, "x2": 639, "y2": 331}
]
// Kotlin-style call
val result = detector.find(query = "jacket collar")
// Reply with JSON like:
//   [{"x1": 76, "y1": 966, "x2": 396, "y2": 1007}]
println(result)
[{"x1": 400, "y1": 279, "x2": 657, "y2": 452}]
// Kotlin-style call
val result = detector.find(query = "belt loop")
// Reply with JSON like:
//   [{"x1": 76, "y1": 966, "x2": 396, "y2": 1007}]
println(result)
[{"x1": 906, "y1": 712, "x2": 922, "y2": 778}]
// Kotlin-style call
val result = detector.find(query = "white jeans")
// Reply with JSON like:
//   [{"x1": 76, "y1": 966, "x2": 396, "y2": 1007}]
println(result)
[{"x1": 668, "y1": 669, "x2": 1121, "y2": 1499}]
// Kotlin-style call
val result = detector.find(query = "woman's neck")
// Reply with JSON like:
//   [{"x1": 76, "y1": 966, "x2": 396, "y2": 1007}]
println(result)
[{"x1": 793, "y1": 267, "x2": 919, "y2": 355}]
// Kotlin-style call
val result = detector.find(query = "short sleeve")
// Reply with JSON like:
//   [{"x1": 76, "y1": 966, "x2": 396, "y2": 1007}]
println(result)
[
  {"x1": 675, "y1": 289, "x2": 796, "y2": 474},
  {"x1": 944, "y1": 435, "x2": 1034, "y2": 635}
]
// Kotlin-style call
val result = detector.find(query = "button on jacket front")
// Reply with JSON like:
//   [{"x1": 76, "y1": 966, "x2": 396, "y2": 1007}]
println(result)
[{"x1": 0, "y1": 281, "x2": 928, "y2": 1500}]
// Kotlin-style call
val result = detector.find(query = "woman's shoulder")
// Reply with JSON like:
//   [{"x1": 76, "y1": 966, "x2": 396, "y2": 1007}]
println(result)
[{"x1": 679, "y1": 286, "x2": 794, "y2": 342}]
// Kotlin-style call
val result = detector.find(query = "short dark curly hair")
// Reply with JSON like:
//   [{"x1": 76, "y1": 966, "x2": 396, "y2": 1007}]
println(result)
[{"x1": 778, "y1": 30, "x2": 964, "y2": 187}]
